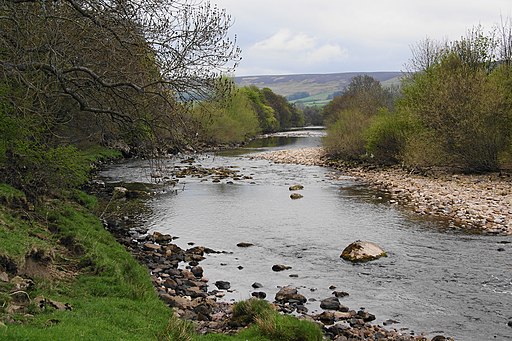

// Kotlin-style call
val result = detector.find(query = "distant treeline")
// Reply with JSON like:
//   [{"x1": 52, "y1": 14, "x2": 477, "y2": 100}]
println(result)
[
  {"x1": 191, "y1": 81, "x2": 306, "y2": 145},
  {"x1": 323, "y1": 23, "x2": 512, "y2": 173}
]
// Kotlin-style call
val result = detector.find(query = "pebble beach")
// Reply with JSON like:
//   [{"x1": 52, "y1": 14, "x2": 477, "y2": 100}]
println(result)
[{"x1": 251, "y1": 147, "x2": 512, "y2": 235}]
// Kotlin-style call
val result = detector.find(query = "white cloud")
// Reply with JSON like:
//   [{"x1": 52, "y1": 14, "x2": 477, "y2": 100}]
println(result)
[
  {"x1": 212, "y1": 0, "x2": 512, "y2": 74},
  {"x1": 306, "y1": 44, "x2": 348, "y2": 63},
  {"x1": 244, "y1": 29, "x2": 348, "y2": 74},
  {"x1": 252, "y1": 29, "x2": 315, "y2": 52}
]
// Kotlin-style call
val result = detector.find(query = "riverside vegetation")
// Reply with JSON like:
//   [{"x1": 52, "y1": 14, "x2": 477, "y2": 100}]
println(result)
[
  {"x1": 324, "y1": 23, "x2": 512, "y2": 173},
  {"x1": 0, "y1": 1, "x2": 508, "y2": 340}
]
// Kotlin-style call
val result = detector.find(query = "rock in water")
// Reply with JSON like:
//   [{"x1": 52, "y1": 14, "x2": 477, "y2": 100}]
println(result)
[
  {"x1": 214, "y1": 280, "x2": 231, "y2": 290},
  {"x1": 320, "y1": 297, "x2": 340, "y2": 310},
  {"x1": 275, "y1": 286, "x2": 307, "y2": 303},
  {"x1": 340, "y1": 240, "x2": 387, "y2": 262},
  {"x1": 289, "y1": 184, "x2": 304, "y2": 191},
  {"x1": 290, "y1": 193, "x2": 303, "y2": 200},
  {"x1": 251, "y1": 291, "x2": 266, "y2": 299},
  {"x1": 236, "y1": 242, "x2": 254, "y2": 248},
  {"x1": 272, "y1": 264, "x2": 292, "y2": 272}
]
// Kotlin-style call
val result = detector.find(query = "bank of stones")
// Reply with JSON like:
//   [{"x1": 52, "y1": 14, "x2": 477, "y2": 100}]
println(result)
[{"x1": 252, "y1": 147, "x2": 512, "y2": 235}]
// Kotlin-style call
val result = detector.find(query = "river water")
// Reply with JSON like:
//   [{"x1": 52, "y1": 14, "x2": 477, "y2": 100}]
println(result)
[{"x1": 101, "y1": 130, "x2": 512, "y2": 341}]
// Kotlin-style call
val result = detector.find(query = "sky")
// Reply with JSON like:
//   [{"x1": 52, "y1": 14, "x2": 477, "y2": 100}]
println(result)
[{"x1": 210, "y1": 0, "x2": 512, "y2": 76}]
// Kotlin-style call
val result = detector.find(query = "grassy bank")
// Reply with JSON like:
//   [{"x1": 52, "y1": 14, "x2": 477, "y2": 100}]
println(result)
[
  {"x1": 0, "y1": 189, "x2": 178, "y2": 340},
  {"x1": 0, "y1": 148, "x2": 323, "y2": 341}
]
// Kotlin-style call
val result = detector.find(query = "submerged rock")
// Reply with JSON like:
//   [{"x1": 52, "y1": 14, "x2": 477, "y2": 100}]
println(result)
[
  {"x1": 251, "y1": 291, "x2": 266, "y2": 299},
  {"x1": 332, "y1": 290, "x2": 349, "y2": 298},
  {"x1": 236, "y1": 242, "x2": 254, "y2": 248},
  {"x1": 290, "y1": 193, "x2": 303, "y2": 200},
  {"x1": 340, "y1": 240, "x2": 387, "y2": 262}
]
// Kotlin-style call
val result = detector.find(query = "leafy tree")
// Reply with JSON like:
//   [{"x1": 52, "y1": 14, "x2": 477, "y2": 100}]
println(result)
[
  {"x1": 261, "y1": 88, "x2": 304, "y2": 129},
  {"x1": 0, "y1": 0, "x2": 241, "y2": 197},
  {"x1": 323, "y1": 75, "x2": 393, "y2": 159},
  {"x1": 242, "y1": 86, "x2": 279, "y2": 133},
  {"x1": 398, "y1": 27, "x2": 512, "y2": 172},
  {"x1": 301, "y1": 106, "x2": 323, "y2": 126},
  {"x1": 192, "y1": 79, "x2": 260, "y2": 144},
  {"x1": 322, "y1": 75, "x2": 393, "y2": 125}
]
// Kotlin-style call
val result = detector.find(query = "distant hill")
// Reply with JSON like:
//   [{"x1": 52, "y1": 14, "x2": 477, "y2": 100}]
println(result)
[{"x1": 234, "y1": 72, "x2": 403, "y2": 106}]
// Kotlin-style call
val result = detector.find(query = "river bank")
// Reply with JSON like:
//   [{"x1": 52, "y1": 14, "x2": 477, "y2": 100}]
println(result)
[
  {"x1": 251, "y1": 147, "x2": 512, "y2": 235},
  {"x1": 99, "y1": 161, "x2": 454, "y2": 341}
]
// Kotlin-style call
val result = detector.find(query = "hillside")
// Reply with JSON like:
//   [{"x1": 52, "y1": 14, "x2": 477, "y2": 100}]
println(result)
[{"x1": 235, "y1": 71, "x2": 403, "y2": 106}]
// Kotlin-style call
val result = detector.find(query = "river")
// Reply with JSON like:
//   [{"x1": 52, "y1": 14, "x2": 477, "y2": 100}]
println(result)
[{"x1": 101, "y1": 130, "x2": 512, "y2": 341}]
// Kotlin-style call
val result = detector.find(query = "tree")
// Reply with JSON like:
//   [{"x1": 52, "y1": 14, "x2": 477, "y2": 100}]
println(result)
[
  {"x1": 405, "y1": 37, "x2": 446, "y2": 72},
  {"x1": 0, "y1": 0, "x2": 241, "y2": 197},
  {"x1": 0, "y1": 0, "x2": 241, "y2": 148},
  {"x1": 398, "y1": 27, "x2": 512, "y2": 172},
  {"x1": 322, "y1": 75, "x2": 394, "y2": 159},
  {"x1": 322, "y1": 75, "x2": 392, "y2": 124},
  {"x1": 261, "y1": 88, "x2": 304, "y2": 129}
]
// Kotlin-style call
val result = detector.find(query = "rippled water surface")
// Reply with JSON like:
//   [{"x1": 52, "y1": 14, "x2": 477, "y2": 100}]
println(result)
[{"x1": 101, "y1": 131, "x2": 512, "y2": 341}]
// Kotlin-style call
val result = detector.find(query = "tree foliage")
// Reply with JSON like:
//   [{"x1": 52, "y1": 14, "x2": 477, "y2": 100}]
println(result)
[
  {"x1": 0, "y1": 0, "x2": 241, "y2": 197},
  {"x1": 322, "y1": 75, "x2": 393, "y2": 125},
  {"x1": 397, "y1": 27, "x2": 512, "y2": 172},
  {"x1": 323, "y1": 75, "x2": 394, "y2": 159},
  {"x1": 327, "y1": 23, "x2": 512, "y2": 173}
]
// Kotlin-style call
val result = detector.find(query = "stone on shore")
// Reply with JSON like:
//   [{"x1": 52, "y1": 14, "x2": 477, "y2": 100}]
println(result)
[
  {"x1": 275, "y1": 286, "x2": 307, "y2": 304},
  {"x1": 341, "y1": 240, "x2": 387, "y2": 262}
]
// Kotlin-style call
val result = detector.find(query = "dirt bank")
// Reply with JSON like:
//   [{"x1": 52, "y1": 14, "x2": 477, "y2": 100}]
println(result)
[{"x1": 251, "y1": 147, "x2": 512, "y2": 235}]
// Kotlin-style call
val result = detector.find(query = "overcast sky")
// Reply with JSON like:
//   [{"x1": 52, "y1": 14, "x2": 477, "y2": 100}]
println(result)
[{"x1": 211, "y1": 0, "x2": 512, "y2": 76}]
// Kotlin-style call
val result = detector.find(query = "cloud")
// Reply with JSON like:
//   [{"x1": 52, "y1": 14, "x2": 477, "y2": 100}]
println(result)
[
  {"x1": 252, "y1": 29, "x2": 315, "y2": 52},
  {"x1": 244, "y1": 29, "x2": 348, "y2": 74},
  {"x1": 213, "y1": 0, "x2": 512, "y2": 74}
]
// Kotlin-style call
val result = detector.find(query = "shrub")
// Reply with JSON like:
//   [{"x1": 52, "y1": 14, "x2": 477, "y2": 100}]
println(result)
[
  {"x1": 365, "y1": 109, "x2": 410, "y2": 164},
  {"x1": 231, "y1": 298, "x2": 274, "y2": 326},
  {"x1": 323, "y1": 109, "x2": 371, "y2": 160}
]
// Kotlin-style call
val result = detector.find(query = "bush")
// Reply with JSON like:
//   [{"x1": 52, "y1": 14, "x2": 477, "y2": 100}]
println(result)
[
  {"x1": 323, "y1": 109, "x2": 370, "y2": 160},
  {"x1": 365, "y1": 109, "x2": 409, "y2": 164}
]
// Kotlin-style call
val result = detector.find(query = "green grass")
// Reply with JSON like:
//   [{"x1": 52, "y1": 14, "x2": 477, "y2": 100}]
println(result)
[
  {"x1": 0, "y1": 207, "x2": 52, "y2": 266},
  {"x1": 0, "y1": 197, "x2": 175, "y2": 340},
  {"x1": 196, "y1": 299, "x2": 323, "y2": 341}
]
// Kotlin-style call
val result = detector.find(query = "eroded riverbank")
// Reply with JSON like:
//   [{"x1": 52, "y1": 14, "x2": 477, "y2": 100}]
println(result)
[{"x1": 252, "y1": 147, "x2": 512, "y2": 235}]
